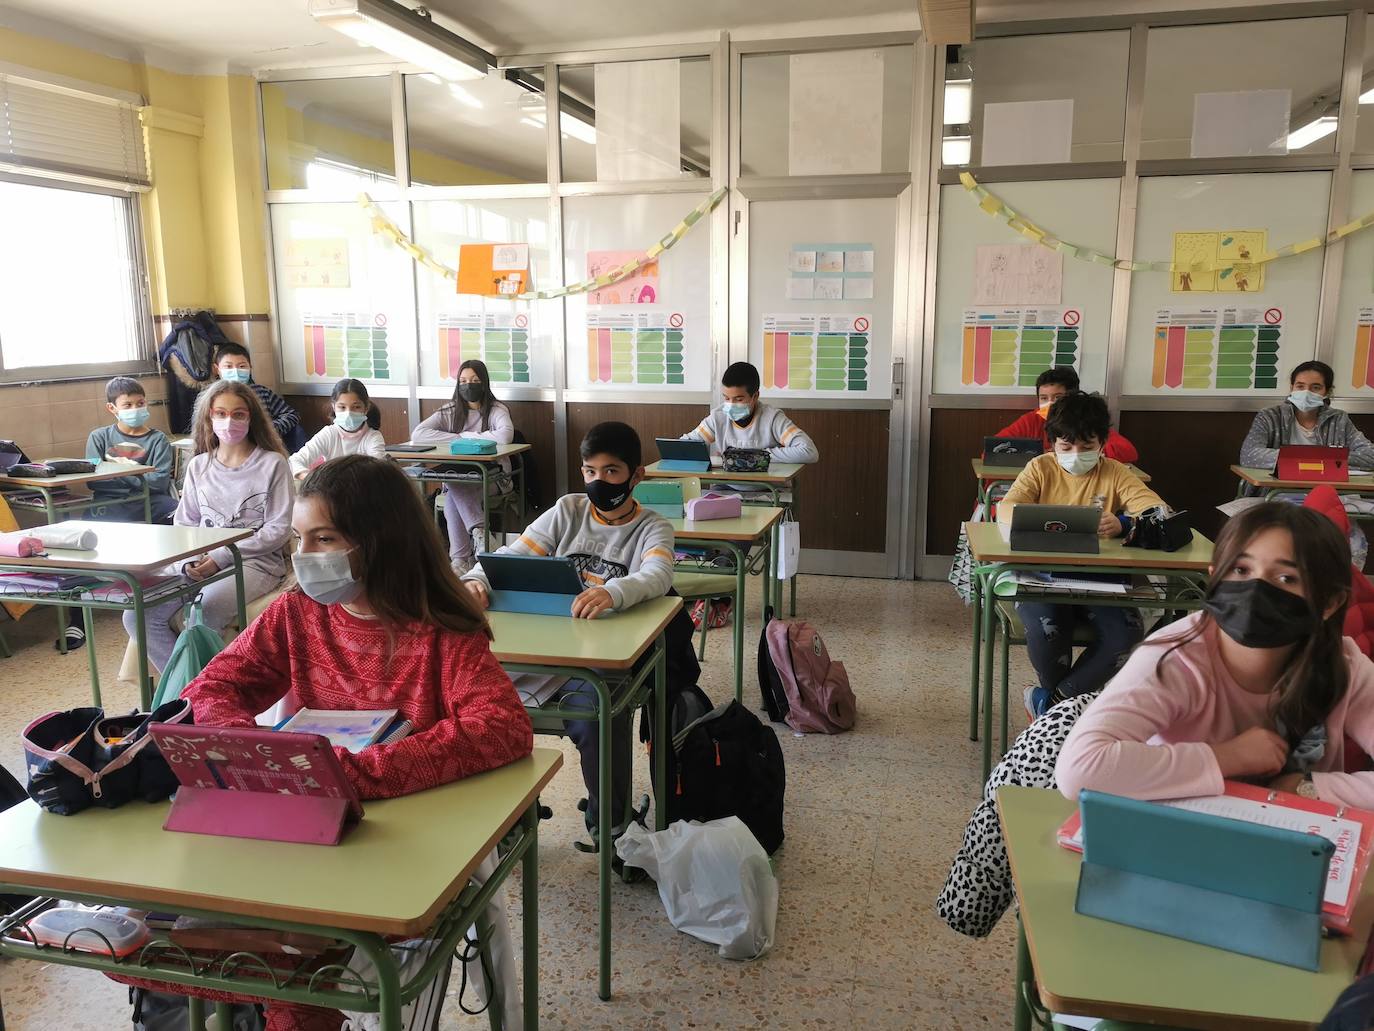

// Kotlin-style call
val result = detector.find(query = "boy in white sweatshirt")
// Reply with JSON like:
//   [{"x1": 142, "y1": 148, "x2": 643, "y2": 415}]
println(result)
[
  {"x1": 682, "y1": 361, "x2": 820, "y2": 465},
  {"x1": 288, "y1": 378, "x2": 388, "y2": 479}
]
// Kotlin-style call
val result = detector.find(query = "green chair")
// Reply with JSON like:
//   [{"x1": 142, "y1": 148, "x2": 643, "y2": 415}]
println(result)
[{"x1": 672, "y1": 571, "x2": 739, "y2": 660}]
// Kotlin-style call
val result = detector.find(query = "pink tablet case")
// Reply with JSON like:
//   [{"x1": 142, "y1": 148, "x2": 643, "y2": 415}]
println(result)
[
  {"x1": 684, "y1": 493, "x2": 742, "y2": 521},
  {"x1": 149, "y1": 725, "x2": 364, "y2": 846}
]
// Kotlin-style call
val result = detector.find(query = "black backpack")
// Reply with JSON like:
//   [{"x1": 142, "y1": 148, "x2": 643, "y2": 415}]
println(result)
[
  {"x1": 672, "y1": 701, "x2": 786, "y2": 854},
  {"x1": 757, "y1": 607, "x2": 790, "y2": 723},
  {"x1": 642, "y1": 682, "x2": 714, "y2": 825}
]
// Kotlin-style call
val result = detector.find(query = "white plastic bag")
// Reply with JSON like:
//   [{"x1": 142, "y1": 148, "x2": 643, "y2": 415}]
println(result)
[
  {"x1": 776, "y1": 520, "x2": 801, "y2": 581},
  {"x1": 615, "y1": 816, "x2": 778, "y2": 959}
]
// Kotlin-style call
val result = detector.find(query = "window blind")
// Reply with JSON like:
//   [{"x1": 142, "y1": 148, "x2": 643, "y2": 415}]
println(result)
[{"x1": 0, "y1": 73, "x2": 149, "y2": 190}]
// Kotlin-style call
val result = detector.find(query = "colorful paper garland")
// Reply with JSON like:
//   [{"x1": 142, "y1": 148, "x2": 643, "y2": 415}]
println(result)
[{"x1": 356, "y1": 187, "x2": 727, "y2": 300}]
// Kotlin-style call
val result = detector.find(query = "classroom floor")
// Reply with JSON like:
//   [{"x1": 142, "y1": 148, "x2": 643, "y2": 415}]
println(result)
[{"x1": 0, "y1": 574, "x2": 1034, "y2": 1030}]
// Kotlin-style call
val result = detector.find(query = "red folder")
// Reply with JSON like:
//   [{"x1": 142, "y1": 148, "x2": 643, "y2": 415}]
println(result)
[{"x1": 1057, "y1": 780, "x2": 1374, "y2": 934}]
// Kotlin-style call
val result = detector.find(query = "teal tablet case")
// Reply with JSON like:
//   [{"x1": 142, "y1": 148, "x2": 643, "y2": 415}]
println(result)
[
  {"x1": 482, "y1": 554, "x2": 582, "y2": 616},
  {"x1": 633, "y1": 480, "x2": 685, "y2": 518},
  {"x1": 450, "y1": 438, "x2": 498, "y2": 455},
  {"x1": 1075, "y1": 790, "x2": 1333, "y2": 970}
]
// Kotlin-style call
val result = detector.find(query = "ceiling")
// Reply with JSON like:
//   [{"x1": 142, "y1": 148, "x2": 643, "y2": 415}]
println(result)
[{"x1": 0, "y1": 0, "x2": 1349, "y2": 74}]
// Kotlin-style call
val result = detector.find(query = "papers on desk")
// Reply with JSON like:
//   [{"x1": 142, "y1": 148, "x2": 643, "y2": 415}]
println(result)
[
  {"x1": 703, "y1": 482, "x2": 792, "y2": 504},
  {"x1": 1216, "y1": 496, "x2": 1266, "y2": 518},
  {"x1": 278, "y1": 707, "x2": 410, "y2": 752},
  {"x1": 1011, "y1": 572, "x2": 1129, "y2": 595}
]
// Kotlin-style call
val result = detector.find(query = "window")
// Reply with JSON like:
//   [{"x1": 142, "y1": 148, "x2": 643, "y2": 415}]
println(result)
[
  {"x1": 0, "y1": 179, "x2": 150, "y2": 379},
  {"x1": 404, "y1": 72, "x2": 548, "y2": 187},
  {"x1": 261, "y1": 77, "x2": 396, "y2": 191}
]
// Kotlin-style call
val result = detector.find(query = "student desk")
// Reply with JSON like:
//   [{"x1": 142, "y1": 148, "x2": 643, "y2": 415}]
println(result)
[
  {"x1": 970, "y1": 459, "x2": 1151, "y2": 514},
  {"x1": 998, "y1": 785, "x2": 1371, "y2": 1031},
  {"x1": 644, "y1": 461, "x2": 803, "y2": 616},
  {"x1": 487, "y1": 596, "x2": 679, "y2": 1002},
  {"x1": 0, "y1": 749, "x2": 562, "y2": 1031},
  {"x1": 1231, "y1": 465, "x2": 1374, "y2": 512},
  {"x1": 667, "y1": 506, "x2": 785, "y2": 703},
  {"x1": 397, "y1": 443, "x2": 531, "y2": 552},
  {"x1": 964, "y1": 522, "x2": 1212, "y2": 780},
  {"x1": 0, "y1": 522, "x2": 251, "y2": 709},
  {"x1": 2, "y1": 460, "x2": 157, "y2": 524}
]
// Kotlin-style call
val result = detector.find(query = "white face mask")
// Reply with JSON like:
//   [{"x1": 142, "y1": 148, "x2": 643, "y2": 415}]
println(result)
[
  {"x1": 335, "y1": 410, "x2": 367, "y2": 432},
  {"x1": 724, "y1": 402, "x2": 751, "y2": 423},
  {"x1": 292, "y1": 548, "x2": 363, "y2": 606},
  {"x1": 1288, "y1": 389, "x2": 1326, "y2": 412},
  {"x1": 1056, "y1": 449, "x2": 1100, "y2": 476}
]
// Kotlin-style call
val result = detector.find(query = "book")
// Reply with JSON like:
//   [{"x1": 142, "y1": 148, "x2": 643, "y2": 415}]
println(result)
[
  {"x1": 278, "y1": 707, "x2": 407, "y2": 752},
  {"x1": 1058, "y1": 780, "x2": 1374, "y2": 933}
]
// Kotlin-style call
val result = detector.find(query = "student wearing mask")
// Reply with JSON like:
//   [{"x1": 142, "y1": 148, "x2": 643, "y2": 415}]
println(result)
[
  {"x1": 1057, "y1": 502, "x2": 1374, "y2": 810},
  {"x1": 995, "y1": 366, "x2": 1138, "y2": 463},
  {"x1": 462, "y1": 421, "x2": 698, "y2": 849},
  {"x1": 412, "y1": 360, "x2": 516, "y2": 574},
  {"x1": 1239, "y1": 360, "x2": 1374, "y2": 472},
  {"x1": 1000, "y1": 392, "x2": 1169, "y2": 718},
  {"x1": 213, "y1": 343, "x2": 305, "y2": 452},
  {"x1": 681, "y1": 361, "x2": 819, "y2": 465},
  {"x1": 179, "y1": 455, "x2": 533, "y2": 1031},
  {"x1": 124, "y1": 381, "x2": 294, "y2": 672},
  {"x1": 287, "y1": 378, "x2": 388, "y2": 479}
]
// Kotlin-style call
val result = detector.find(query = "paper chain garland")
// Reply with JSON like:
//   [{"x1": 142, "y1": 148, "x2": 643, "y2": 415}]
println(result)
[
  {"x1": 960, "y1": 172, "x2": 1374, "y2": 274},
  {"x1": 357, "y1": 187, "x2": 727, "y2": 300}
]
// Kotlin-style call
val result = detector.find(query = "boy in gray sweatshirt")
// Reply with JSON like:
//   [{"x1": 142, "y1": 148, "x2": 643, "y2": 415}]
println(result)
[
  {"x1": 681, "y1": 361, "x2": 819, "y2": 465},
  {"x1": 463, "y1": 422, "x2": 688, "y2": 844}
]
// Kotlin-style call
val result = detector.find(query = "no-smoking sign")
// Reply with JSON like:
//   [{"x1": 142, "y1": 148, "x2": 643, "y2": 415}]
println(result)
[
  {"x1": 669, "y1": 313, "x2": 684, "y2": 328},
  {"x1": 853, "y1": 316, "x2": 870, "y2": 333},
  {"x1": 1063, "y1": 309, "x2": 1081, "y2": 326},
  {"x1": 1264, "y1": 308, "x2": 1282, "y2": 324}
]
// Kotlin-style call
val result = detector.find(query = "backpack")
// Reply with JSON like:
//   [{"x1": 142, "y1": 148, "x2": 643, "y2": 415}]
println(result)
[
  {"x1": 672, "y1": 701, "x2": 786, "y2": 854},
  {"x1": 642, "y1": 683, "x2": 715, "y2": 825},
  {"x1": 130, "y1": 988, "x2": 264, "y2": 1031},
  {"x1": 757, "y1": 608, "x2": 857, "y2": 734},
  {"x1": 151, "y1": 600, "x2": 224, "y2": 709}
]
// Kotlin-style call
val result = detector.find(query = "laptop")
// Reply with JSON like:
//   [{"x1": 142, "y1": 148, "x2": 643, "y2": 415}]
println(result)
[
  {"x1": 479, "y1": 553, "x2": 590, "y2": 616},
  {"x1": 149, "y1": 724, "x2": 364, "y2": 846},
  {"x1": 1009, "y1": 504, "x2": 1100, "y2": 554},
  {"x1": 656, "y1": 438, "x2": 710, "y2": 473},
  {"x1": 1075, "y1": 790, "x2": 1331, "y2": 970},
  {"x1": 1275, "y1": 444, "x2": 1349, "y2": 482},
  {"x1": 982, "y1": 436, "x2": 1044, "y2": 468}
]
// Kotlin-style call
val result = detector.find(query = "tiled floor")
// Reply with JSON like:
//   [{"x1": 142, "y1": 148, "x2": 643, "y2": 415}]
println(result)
[{"x1": 0, "y1": 574, "x2": 1033, "y2": 1029}]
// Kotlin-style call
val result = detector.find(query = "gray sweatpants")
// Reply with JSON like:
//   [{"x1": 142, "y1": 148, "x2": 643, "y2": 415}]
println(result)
[
  {"x1": 122, "y1": 560, "x2": 285, "y2": 672},
  {"x1": 442, "y1": 479, "x2": 512, "y2": 563}
]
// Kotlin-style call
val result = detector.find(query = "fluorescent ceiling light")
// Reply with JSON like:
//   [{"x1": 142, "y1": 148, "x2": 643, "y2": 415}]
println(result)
[
  {"x1": 1287, "y1": 116, "x2": 1338, "y2": 150},
  {"x1": 944, "y1": 80, "x2": 972, "y2": 125},
  {"x1": 942, "y1": 135, "x2": 971, "y2": 165},
  {"x1": 308, "y1": 0, "x2": 488, "y2": 82}
]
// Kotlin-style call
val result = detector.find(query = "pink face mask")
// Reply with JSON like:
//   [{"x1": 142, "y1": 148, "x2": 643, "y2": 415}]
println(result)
[{"x1": 212, "y1": 417, "x2": 249, "y2": 445}]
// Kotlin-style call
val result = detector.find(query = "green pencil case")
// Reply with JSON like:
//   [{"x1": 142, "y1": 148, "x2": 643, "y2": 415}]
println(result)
[{"x1": 450, "y1": 439, "x2": 498, "y2": 456}]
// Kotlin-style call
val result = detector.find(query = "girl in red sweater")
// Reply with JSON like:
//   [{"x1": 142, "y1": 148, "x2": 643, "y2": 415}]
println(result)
[{"x1": 181, "y1": 454, "x2": 533, "y2": 1030}]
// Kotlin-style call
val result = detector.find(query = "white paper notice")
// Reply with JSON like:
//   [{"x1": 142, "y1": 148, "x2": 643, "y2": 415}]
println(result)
[
  {"x1": 845, "y1": 249, "x2": 874, "y2": 274},
  {"x1": 1164, "y1": 794, "x2": 1360, "y2": 909},
  {"x1": 789, "y1": 249, "x2": 817, "y2": 273},
  {"x1": 981, "y1": 99, "x2": 1074, "y2": 166},
  {"x1": 492, "y1": 243, "x2": 528, "y2": 271},
  {"x1": 788, "y1": 49, "x2": 884, "y2": 175},
  {"x1": 974, "y1": 245, "x2": 1063, "y2": 306},
  {"x1": 843, "y1": 277, "x2": 874, "y2": 300},
  {"x1": 594, "y1": 59, "x2": 682, "y2": 181},
  {"x1": 785, "y1": 277, "x2": 816, "y2": 299},
  {"x1": 1191, "y1": 90, "x2": 1291, "y2": 159},
  {"x1": 813, "y1": 277, "x2": 843, "y2": 300}
]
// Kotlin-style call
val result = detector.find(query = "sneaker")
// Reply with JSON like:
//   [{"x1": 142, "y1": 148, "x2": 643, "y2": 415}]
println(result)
[
  {"x1": 451, "y1": 556, "x2": 475, "y2": 577},
  {"x1": 1023, "y1": 685, "x2": 1051, "y2": 722},
  {"x1": 54, "y1": 625, "x2": 85, "y2": 652},
  {"x1": 707, "y1": 598, "x2": 732, "y2": 629},
  {"x1": 688, "y1": 599, "x2": 707, "y2": 629}
]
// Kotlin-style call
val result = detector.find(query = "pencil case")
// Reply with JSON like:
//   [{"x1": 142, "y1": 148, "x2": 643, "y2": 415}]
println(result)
[
  {"x1": 450, "y1": 439, "x2": 497, "y2": 456},
  {"x1": 685, "y1": 493, "x2": 742, "y2": 521}
]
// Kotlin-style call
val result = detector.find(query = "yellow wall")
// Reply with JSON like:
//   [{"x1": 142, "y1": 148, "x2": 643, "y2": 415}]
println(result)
[{"x1": 0, "y1": 28, "x2": 268, "y2": 317}]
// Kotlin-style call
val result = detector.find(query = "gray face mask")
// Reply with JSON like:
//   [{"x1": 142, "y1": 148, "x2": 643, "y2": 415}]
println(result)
[{"x1": 292, "y1": 548, "x2": 363, "y2": 606}]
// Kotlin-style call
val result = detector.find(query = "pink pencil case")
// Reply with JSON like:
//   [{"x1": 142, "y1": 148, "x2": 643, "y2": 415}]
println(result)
[
  {"x1": 684, "y1": 493, "x2": 742, "y2": 521},
  {"x1": 0, "y1": 533, "x2": 42, "y2": 557}
]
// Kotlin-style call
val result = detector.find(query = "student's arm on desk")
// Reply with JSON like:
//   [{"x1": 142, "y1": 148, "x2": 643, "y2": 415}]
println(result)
[
  {"x1": 998, "y1": 461, "x2": 1043, "y2": 506},
  {"x1": 1238, "y1": 408, "x2": 1282, "y2": 471},
  {"x1": 603, "y1": 519, "x2": 674, "y2": 611},
  {"x1": 346, "y1": 635, "x2": 533, "y2": 799},
  {"x1": 1055, "y1": 645, "x2": 1227, "y2": 801},
  {"x1": 1338, "y1": 412, "x2": 1374, "y2": 471},
  {"x1": 766, "y1": 411, "x2": 819, "y2": 464},
  {"x1": 1114, "y1": 465, "x2": 1167, "y2": 515},
  {"x1": 1312, "y1": 647, "x2": 1374, "y2": 808},
  {"x1": 181, "y1": 600, "x2": 293, "y2": 726}
]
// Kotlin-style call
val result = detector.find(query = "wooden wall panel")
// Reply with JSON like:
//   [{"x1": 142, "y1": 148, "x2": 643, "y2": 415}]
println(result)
[
  {"x1": 925, "y1": 407, "x2": 1024, "y2": 554},
  {"x1": 286, "y1": 395, "x2": 409, "y2": 444},
  {"x1": 565, "y1": 403, "x2": 889, "y2": 553}
]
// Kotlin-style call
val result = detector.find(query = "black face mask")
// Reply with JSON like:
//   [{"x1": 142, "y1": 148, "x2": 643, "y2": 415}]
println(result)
[
  {"x1": 585, "y1": 477, "x2": 632, "y2": 513},
  {"x1": 459, "y1": 383, "x2": 486, "y2": 403},
  {"x1": 1203, "y1": 578, "x2": 1317, "y2": 648}
]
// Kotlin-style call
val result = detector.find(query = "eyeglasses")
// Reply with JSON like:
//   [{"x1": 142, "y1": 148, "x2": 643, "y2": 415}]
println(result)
[{"x1": 210, "y1": 409, "x2": 251, "y2": 423}]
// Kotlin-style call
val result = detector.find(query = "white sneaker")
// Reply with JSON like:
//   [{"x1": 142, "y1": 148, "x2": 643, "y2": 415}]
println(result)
[
  {"x1": 451, "y1": 556, "x2": 475, "y2": 577},
  {"x1": 472, "y1": 526, "x2": 488, "y2": 556}
]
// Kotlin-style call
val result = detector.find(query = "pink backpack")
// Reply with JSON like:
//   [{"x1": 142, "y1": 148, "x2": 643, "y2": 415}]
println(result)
[{"x1": 759, "y1": 615, "x2": 856, "y2": 734}]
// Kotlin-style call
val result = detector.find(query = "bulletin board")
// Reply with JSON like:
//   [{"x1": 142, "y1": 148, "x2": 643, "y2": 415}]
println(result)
[
  {"x1": 1123, "y1": 171, "x2": 1331, "y2": 396},
  {"x1": 412, "y1": 197, "x2": 557, "y2": 391},
  {"x1": 1331, "y1": 169, "x2": 1374, "y2": 396},
  {"x1": 747, "y1": 196, "x2": 897, "y2": 399},
  {"x1": 932, "y1": 178, "x2": 1119, "y2": 395},
  {"x1": 271, "y1": 201, "x2": 416, "y2": 386},
  {"x1": 562, "y1": 192, "x2": 713, "y2": 392}
]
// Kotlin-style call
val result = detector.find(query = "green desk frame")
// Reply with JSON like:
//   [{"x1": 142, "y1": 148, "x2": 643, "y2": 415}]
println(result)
[
  {"x1": 2, "y1": 464, "x2": 154, "y2": 525},
  {"x1": 401, "y1": 445, "x2": 531, "y2": 555},
  {"x1": 1231, "y1": 465, "x2": 1374, "y2": 522}
]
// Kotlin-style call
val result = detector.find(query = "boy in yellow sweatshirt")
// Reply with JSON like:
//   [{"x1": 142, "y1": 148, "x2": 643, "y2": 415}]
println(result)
[{"x1": 1001, "y1": 392, "x2": 1168, "y2": 718}]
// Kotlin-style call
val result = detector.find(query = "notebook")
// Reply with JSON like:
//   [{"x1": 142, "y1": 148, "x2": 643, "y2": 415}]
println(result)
[
  {"x1": 277, "y1": 707, "x2": 410, "y2": 752},
  {"x1": 1059, "y1": 780, "x2": 1374, "y2": 933}
]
